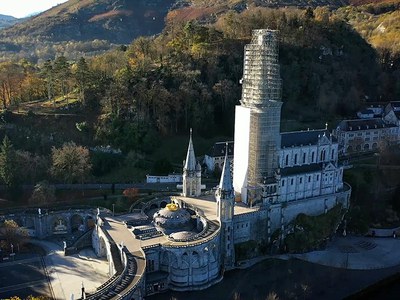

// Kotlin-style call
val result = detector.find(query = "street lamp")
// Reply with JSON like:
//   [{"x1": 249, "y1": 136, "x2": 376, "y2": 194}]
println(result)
[{"x1": 81, "y1": 281, "x2": 86, "y2": 299}]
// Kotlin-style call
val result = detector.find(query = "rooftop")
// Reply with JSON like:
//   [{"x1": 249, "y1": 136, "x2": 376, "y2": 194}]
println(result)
[
  {"x1": 338, "y1": 118, "x2": 396, "y2": 131},
  {"x1": 206, "y1": 141, "x2": 234, "y2": 158},
  {"x1": 281, "y1": 129, "x2": 335, "y2": 148},
  {"x1": 281, "y1": 163, "x2": 323, "y2": 176}
]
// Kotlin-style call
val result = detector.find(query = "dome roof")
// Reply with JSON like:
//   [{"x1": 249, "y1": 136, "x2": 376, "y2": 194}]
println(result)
[
  {"x1": 169, "y1": 231, "x2": 196, "y2": 241},
  {"x1": 153, "y1": 203, "x2": 194, "y2": 234}
]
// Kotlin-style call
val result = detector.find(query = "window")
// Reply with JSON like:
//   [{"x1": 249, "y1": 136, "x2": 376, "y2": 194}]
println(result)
[
  {"x1": 282, "y1": 180, "x2": 285, "y2": 187},
  {"x1": 299, "y1": 178, "x2": 302, "y2": 184},
  {"x1": 311, "y1": 152, "x2": 315, "y2": 162},
  {"x1": 294, "y1": 154, "x2": 298, "y2": 164},
  {"x1": 303, "y1": 153, "x2": 306, "y2": 164},
  {"x1": 291, "y1": 178, "x2": 294, "y2": 185},
  {"x1": 285, "y1": 154, "x2": 289, "y2": 166},
  {"x1": 320, "y1": 149, "x2": 326, "y2": 161},
  {"x1": 331, "y1": 150, "x2": 334, "y2": 160},
  {"x1": 317, "y1": 175, "x2": 319, "y2": 181},
  {"x1": 308, "y1": 176, "x2": 311, "y2": 183}
]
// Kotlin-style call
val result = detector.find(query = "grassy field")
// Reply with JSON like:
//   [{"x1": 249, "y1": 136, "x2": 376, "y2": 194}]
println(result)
[{"x1": 13, "y1": 94, "x2": 81, "y2": 115}]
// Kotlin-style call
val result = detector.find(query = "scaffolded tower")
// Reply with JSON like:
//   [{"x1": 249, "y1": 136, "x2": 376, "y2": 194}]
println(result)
[{"x1": 233, "y1": 29, "x2": 283, "y2": 205}]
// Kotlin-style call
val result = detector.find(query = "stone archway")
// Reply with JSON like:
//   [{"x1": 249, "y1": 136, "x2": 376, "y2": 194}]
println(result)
[{"x1": 70, "y1": 214, "x2": 84, "y2": 233}]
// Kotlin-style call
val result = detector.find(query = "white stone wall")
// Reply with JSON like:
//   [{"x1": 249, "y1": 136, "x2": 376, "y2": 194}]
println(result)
[
  {"x1": 233, "y1": 105, "x2": 251, "y2": 204},
  {"x1": 161, "y1": 237, "x2": 221, "y2": 290},
  {"x1": 279, "y1": 141, "x2": 338, "y2": 168},
  {"x1": 233, "y1": 219, "x2": 251, "y2": 243},
  {"x1": 232, "y1": 187, "x2": 350, "y2": 244},
  {"x1": 146, "y1": 174, "x2": 183, "y2": 183}
]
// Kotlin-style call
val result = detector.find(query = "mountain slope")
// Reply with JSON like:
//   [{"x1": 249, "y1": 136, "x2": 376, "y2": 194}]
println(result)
[
  {"x1": 0, "y1": 0, "x2": 177, "y2": 44},
  {"x1": 0, "y1": 14, "x2": 19, "y2": 30}
]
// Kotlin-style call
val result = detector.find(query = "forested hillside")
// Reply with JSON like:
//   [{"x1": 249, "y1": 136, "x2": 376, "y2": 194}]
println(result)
[
  {"x1": 0, "y1": 15, "x2": 19, "y2": 30},
  {"x1": 0, "y1": 4, "x2": 398, "y2": 201},
  {"x1": 0, "y1": 7, "x2": 392, "y2": 152}
]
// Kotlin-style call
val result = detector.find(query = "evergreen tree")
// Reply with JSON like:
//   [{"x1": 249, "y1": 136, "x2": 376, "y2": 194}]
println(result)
[
  {"x1": 0, "y1": 136, "x2": 16, "y2": 187},
  {"x1": 73, "y1": 57, "x2": 91, "y2": 106},
  {"x1": 42, "y1": 59, "x2": 54, "y2": 105},
  {"x1": 53, "y1": 56, "x2": 71, "y2": 105}
]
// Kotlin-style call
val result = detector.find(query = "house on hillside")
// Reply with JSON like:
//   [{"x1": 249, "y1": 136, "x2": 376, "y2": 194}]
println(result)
[
  {"x1": 204, "y1": 141, "x2": 234, "y2": 172},
  {"x1": 335, "y1": 118, "x2": 398, "y2": 155}
]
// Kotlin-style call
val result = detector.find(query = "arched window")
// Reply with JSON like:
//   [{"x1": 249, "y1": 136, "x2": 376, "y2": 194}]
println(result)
[{"x1": 320, "y1": 149, "x2": 326, "y2": 161}]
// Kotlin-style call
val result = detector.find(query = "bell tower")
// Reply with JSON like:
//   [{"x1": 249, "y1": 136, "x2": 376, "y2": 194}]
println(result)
[
  {"x1": 179, "y1": 129, "x2": 205, "y2": 197},
  {"x1": 233, "y1": 29, "x2": 283, "y2": 205},
  {"x1": 216, "y1": 143, "x2": 235, "y2": 268}
]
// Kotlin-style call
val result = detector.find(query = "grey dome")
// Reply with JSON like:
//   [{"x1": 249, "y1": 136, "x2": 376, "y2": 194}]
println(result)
[{"x1": 153, "y1": 203, "x2": 194, "y2": 234}]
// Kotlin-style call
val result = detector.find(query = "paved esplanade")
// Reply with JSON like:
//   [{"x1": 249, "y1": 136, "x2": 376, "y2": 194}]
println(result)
[
  {"x1": 31, "y1": 240, "x2": 109, "y2": 299},
  {"x1": 292, "y1": 236, "x2": 400, "y2": 270}
]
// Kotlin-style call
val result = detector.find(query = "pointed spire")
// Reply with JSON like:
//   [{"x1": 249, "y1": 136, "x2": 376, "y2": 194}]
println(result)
[
  {"x1": 219, "y1": 143, "x2": 233, "y2": 192},
  {"x1": 184, "y1": 128, "x2": 196, "y2": 171}
]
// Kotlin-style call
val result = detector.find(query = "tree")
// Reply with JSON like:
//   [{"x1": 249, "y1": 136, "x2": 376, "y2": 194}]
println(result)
[
  {"x1": 53, "y1": 56, "x2": 71, "y2": 104},
  {"x1": 0, "y1": 136, "x2": 16, "y2": 187},
  {"x1": 123, "y1": 188, "x2": 140, "y2": 208},
  {"x1": 41, "y1": 60, "x2": 54, "y2": 104},
  {"x1": 0, "y1": 219, "x2": 28, "y2": 252},
  {"x1": 73, "y1": 57, "x2": 91, "y2": 105},
  {"x1": 15, "y1": 150, "x2": 49, "y2": 184},
  {"x1": 51, "y1": 142, "x2": 92, "y2": 183},
  {"x1": 29, "y1": 181, "x2": 56, "y2": 205},
  {"x1": 0, "y1": 62, "x2": 24, "y2": 108}
]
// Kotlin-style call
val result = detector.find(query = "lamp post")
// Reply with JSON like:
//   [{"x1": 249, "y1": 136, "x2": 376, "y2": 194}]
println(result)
[
  {"x1": 112, "y1": 204, "x2": 115, "y2": 216},
  {"x1": 81, "y1": 281, "x2": 85, "y2": 299}
]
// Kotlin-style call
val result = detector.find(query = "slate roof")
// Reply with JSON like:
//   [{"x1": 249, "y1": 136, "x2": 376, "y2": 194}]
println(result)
[
  {"x1": 391, "y1": 101, "x2": 400, "y2": 108},
  {"x1": 359, "y1": 109, "x2": 374, "y2": 114},
  {"x1": 281, "y1": 163, "x2": 323, "y2": 176},
  {"x1": 281, "y1": 130, "x2": 335, "y2": 148},
  {"x1": 337, "y1": 118, "x2": 396, "y2": 131},
  {"x1": 207, "y1": 141, "x2": 234, "y2": 157}
]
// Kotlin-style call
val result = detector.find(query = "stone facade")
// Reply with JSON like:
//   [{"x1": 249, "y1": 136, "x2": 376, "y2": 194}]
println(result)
[{"x1": 336, "y1": 118, "x2": 398, "y2": 155}]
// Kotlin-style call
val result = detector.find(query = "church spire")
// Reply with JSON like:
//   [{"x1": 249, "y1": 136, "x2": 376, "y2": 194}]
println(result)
[
  {"x1": 179, "y1": 128, "x2": 205, "y2": 197},
  {"x1": 184, "y1": 128, "x2": 196, "y2": 172},
  {"x1": 219, "y1": 143, "x2": 233, "y2": 196}
]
